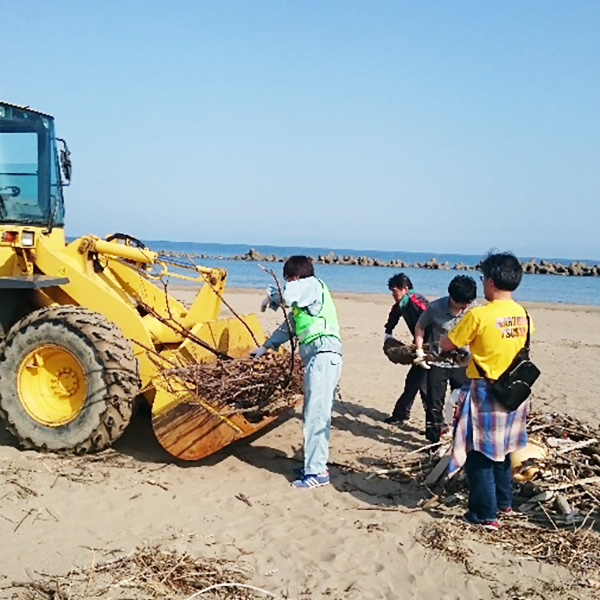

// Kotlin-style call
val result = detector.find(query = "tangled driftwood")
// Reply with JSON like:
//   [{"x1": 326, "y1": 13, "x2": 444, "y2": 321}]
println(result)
[
  {"x1": 5, "y1": 543, "x2": 264, "y2": 599},
  {"x1": 431, "y1": 411, "x2": 600, "y2": 528},
  {"x1": 419, "y1": 518, "x2": 600, "y2": 590},
  {"x1": 163, "y1": 351, "x2": 304, "y2": 421},
  {"x1": 364, "y1": 409, "x2": 600, "y2": 583},
  {"x1": 382, "y1": 338, "x2": 468, "y2": 367}
]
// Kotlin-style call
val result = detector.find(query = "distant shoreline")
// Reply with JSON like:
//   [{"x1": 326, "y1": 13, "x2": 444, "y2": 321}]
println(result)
[
  {"x1": 170, "y1": 284, "x2": 600, "y2": 313},
  {"x1": 159, "y1": 247, "x2": 600, "y2": 277}
]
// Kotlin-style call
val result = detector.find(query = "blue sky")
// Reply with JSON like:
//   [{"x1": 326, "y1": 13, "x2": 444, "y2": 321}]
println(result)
[{"x1": 2, "y1": 1, "x2": 598, "y2": 259}]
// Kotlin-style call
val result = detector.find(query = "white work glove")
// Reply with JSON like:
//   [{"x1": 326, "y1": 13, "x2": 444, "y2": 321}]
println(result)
[
  {"x1": 260, "y1": 295, "x2": 271, "y2": 312},
  {"x1": 249, "y1": 345, "x2": 268, "y2": 359},
  {"x1": 384, "y1": 333, "x2": 394, "y2": 343},
  {"x1": 413, "y1": 347, "x2": 431, "y2": 370}
]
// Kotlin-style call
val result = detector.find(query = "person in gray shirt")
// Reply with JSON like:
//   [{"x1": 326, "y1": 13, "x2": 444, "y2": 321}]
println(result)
[{"x1": 414, "y1": 275, "x2": 477, "y2": 443}]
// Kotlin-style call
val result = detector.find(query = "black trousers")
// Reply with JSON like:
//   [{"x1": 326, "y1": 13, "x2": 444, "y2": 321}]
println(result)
[
  {"x1": 391, "y1": 364, "x2": 427, "y2": 420},
  {"x1": 425, "y1": 365, "x2": 467, "y2": 443}
]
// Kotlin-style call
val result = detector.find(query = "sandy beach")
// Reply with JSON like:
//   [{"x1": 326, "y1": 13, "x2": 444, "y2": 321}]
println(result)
[{"x1": 1, "y1": 287, "x2": 599, "y2": 599}]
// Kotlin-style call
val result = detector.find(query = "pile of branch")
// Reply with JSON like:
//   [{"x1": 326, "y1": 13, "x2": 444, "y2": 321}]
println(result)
[
  {"x1": 163, "y1": 351, "x2": 304, "y2": 421},
  {"x1": 366, "y1": 409, "x2": 600, "y2": 579},
  {"x1": 6, "y1": 544, "x2": 264, "y2": 599},
  {"x1": 402, "y1": 411, "x2": 600, "y2": 529},
  {"x1": 508, "y1": 411, "x2": 600, "y2": 527}
]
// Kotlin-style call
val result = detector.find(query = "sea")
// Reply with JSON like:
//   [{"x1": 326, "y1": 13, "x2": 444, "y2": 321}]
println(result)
[{"x1": 145, "y1": 240, "x2": 600, "y2": 307}]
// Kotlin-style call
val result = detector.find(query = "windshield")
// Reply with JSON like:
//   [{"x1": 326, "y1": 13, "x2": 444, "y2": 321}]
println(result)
[{"x1": 0, "y1": 104, "x2": 65, "y2": 227}]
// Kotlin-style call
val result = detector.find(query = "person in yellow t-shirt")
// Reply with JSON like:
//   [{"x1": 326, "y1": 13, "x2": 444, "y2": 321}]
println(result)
[
  {"x1": 440, "y1": 252, "x2": 532, "y2": 531},
  {"x1": 449, "y1": 298, "x2": 534, "y2": 381}
]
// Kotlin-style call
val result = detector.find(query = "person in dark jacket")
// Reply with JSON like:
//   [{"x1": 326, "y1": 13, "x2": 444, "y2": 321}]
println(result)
[{"x1": 383, "y1": 273, "x2": 428, "y2": 424}]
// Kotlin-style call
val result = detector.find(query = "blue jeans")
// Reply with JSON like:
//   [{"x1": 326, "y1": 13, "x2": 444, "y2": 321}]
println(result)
[
  {"x1": 303, "y1": 351, "x2": 342, "y2": 475},
  {"x1": 464, "y1": 450, "x2": 513, "y2": 521}
]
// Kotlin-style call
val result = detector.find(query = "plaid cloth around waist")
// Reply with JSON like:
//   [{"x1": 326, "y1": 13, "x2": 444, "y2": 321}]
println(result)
[{"x1": 448, "y1": 378, "x2": 528, "y2": 475}]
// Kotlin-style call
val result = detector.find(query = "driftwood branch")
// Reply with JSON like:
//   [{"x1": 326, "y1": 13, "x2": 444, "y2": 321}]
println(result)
[{"x1": 257, "y1": 264, "x2": 297, "y2": 369}]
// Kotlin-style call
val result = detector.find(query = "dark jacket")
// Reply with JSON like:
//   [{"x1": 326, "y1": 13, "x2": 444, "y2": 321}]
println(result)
[{"x1": 384, "y1": 292, "x2": 429, "y2": 336}]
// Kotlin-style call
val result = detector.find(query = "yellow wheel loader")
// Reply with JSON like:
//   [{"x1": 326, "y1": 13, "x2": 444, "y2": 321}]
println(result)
[{"x1": 0, "y1": 101, "x2": 285, "y2": 460}]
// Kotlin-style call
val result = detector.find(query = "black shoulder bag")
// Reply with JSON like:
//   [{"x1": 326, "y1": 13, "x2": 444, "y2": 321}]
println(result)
[{"x1": 474, "y1": 313, "x2": 541, "y2": 412}]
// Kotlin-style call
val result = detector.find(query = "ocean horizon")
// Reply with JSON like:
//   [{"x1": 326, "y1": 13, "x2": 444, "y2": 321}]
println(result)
[{"x1": 142, "y1": 240, "x2": 600, "y2": 307}]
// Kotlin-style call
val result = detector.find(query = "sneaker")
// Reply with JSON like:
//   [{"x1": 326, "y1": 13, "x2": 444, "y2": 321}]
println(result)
[
  {"x1": 463, "y1": 512, "x2": 499, "y2": 531},
  {"x1": 291, "y1": 472, "x2": 330, "y2": 489},
  {"x1": 384, "y1": 415, "x2": 411, "y2": 425}
]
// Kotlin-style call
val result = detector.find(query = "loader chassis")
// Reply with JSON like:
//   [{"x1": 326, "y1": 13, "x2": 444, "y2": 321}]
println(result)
[{"x1": 0, "y1": 101, "x2": 277, "y2": 459}]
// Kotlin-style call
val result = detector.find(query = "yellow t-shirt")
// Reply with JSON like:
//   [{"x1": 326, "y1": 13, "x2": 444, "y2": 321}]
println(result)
[{"x1": 447, "y1": 299, "x2": 534, "y2": 380}]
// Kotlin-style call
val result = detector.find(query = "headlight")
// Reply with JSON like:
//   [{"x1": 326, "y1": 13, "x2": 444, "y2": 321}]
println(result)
[{"x1": 21, "y1": 231, "x2": 35, "y2": 247}]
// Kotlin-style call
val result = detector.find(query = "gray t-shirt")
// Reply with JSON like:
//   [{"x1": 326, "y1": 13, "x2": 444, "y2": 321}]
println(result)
[{"x1": 417, "y1": 296, "x2": 476, "y2": 367}]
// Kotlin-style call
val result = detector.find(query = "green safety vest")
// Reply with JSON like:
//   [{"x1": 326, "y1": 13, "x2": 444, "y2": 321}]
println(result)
[{"x1": 292, "y1": 279, "x2": 341, "y2": 345}]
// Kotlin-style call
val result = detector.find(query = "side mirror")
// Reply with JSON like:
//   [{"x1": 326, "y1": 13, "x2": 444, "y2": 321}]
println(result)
[{"x1": 57, "y1": 138, "x2": 72, "y2": 184}]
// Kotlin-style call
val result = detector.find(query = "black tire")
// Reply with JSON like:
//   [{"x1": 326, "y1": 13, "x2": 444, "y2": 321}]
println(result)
[{"x1": 0, "y1": 305, "x2": 141, "y2": 453}]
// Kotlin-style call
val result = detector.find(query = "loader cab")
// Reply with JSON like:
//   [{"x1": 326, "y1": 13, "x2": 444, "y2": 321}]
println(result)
[{"x1": 0, "y1": 102, "x2": 65, "y2": 229}]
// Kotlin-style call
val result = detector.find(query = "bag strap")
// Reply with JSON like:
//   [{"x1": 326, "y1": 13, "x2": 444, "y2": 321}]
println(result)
[
  {"x1": 473, "y1": 309, "x2": 531, "y2": 379},
  {"x1": 523, "y1": 311, "x2": 531, "y2": 350}
]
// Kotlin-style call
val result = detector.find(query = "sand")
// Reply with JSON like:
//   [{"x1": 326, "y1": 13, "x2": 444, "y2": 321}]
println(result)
[{"x1": 1, "y1": 288, "x2": 599, "y2": 599}]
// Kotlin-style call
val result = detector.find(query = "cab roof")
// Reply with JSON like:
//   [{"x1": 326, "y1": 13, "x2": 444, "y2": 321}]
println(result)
[{"x1": 0, "y1": 101, "x2": 53, "y2": 119}]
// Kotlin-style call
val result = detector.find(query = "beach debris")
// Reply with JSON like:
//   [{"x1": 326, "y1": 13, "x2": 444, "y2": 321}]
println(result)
[
  {"x1": 510, "y1": 441, "x2": 548, "y2": 481},
  {"x1": 382, "y1": 338, "x2": 468, "y2": 367},
  {"x1": 235, "y1": 493, "x2": 252, "y2": 506},
  {"x1": 383, "y1": 338, "x2": 426, "y2": 365},
  {"x1": 411, "y1": 411, "x2": 600, "y2": 529},
  {"x1": 3, "y1": 543, "x2": 266, "y2": 599},
  {"x1": 424, "y1": 454, "x2": 451, "y2": 487},
  {"x1": 355, "y1": 408, "x2": 600, "y2": 581},
  {"x1": 419, "y1": 517, "x2": 600, "y2": 585}
]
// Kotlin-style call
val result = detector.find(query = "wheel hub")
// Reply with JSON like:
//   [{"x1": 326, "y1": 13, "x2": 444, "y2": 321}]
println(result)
[
  {"x1": 18, "y1": 345, "x2": 87, "y2": 426},
  {"x1": 50, "y1": 367, "x2": 80, "y2": 398}
]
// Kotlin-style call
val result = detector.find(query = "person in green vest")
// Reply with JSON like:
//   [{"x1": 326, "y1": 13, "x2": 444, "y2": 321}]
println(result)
[{"x1": 250, "y1": 255, "x2": 343, "y2": 489}]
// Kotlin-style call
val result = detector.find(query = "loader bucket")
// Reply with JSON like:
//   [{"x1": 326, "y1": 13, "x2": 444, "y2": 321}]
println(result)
[
  {"x1": 150, "y1": 314, "x2": 300, "y2": 460},
  {"x1": 152, "y1": 399, "x2": 281, "y2": 461}
]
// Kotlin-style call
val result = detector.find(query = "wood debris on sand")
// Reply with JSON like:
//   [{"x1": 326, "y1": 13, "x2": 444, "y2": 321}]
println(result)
[
  {"x1": 435, "y1": 411, "x2": 600, "y2": 528},
  {"x1": 374, "y1": 410, "x2": 600, "y2": 583},
  {"x1": 4, "y1": 543, "x2": 268, "y2": 599}
]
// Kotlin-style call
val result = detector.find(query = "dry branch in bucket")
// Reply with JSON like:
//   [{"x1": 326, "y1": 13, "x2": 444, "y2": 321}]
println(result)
[{"x1": 163, "y1": 351, "x2": 304, "y2": 421}]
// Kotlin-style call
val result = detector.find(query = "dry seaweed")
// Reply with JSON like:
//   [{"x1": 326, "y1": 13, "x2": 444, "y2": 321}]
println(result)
[{"x1": 4, "y1": 543, "x2": 270, "y2": 599}]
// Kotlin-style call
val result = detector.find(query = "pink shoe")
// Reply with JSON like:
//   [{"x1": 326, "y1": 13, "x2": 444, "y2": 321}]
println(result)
[{"x1": 463, "y1": 512, "x2": 499, "y2": 531}]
